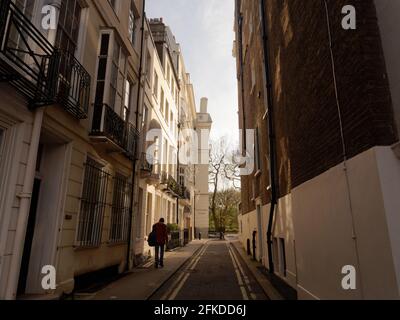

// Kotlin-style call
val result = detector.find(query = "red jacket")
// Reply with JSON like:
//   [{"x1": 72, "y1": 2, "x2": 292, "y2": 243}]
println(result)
[{"x1": 153, "y1": 222, "x2": 168, "y2": 245}]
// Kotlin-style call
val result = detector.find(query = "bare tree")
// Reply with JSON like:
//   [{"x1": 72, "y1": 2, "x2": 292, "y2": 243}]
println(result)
[{"x1": 209, "y1": 137, "x2": 240, "y2": 231}]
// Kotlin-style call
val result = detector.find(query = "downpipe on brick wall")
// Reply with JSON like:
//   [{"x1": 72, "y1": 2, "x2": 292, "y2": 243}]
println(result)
[
  {"x1": 126, "y1": 0, "x2": 146, "y2": 271},
  {"x1": 259, "y1": 0, "x2": 278, "y2": 274},
  {"x1": 323, "y1": 0, "x2": 364, "y2": 298}
]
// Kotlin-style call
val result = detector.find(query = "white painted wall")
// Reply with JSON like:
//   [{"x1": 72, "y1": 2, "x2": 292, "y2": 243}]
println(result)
[
  {"x1": 239, "y1": 146, "x2": 400, "y2": 300},
  {"x1": 0, "y1": 87, "x2": 35, "y2": 299}
]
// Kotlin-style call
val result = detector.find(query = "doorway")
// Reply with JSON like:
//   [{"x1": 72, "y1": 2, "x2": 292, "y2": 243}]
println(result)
[
  {"x1": 17, "y1": 178, "x2": 41, "y2": 295},
  {"x1": 17, "y1": 132, "x2": 70, "y2": 296}
]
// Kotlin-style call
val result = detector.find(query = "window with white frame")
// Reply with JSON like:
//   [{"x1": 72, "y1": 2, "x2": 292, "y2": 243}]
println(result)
[
  {"x1": 55, "y1": 0, "x2": 83, "y2": 55},
  {"x1": 154, "y1": 137, "x2": 160, "y2": 173},
  {"x1": 170, "y1": 112, "x2": 174, "y2": 133},
  {"x1": 166, "y1": 63, "x2": 171, "y2": 86},
  {"x1": 145, "y1": 50, "x2": 152, "y2": 81},
  {"x1": 165, "y1": 101, "x2": 170, "y2": 123},
  {"x1": 179, "y1": 167, "x2": 185, "y2": 186},
  {"x1": 110, "y1": 41, "x2": 127, "y2": 116},
  {"x1": 153, "y1": 71, "x2": 159, "y2": 98},
  {"x1": 94, "y1": 31, "x2": 129, "y2": 119},
  {"x1": 160, "y1": 88, "x2": 165, "y2": 114},
  {"x1": 128, "y1": 0, "x2": 140, "y2": 45}
]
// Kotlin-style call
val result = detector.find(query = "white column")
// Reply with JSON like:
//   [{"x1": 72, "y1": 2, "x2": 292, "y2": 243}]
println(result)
[{"x1": 5, "y1": 108, "x2": 44, "y2": 300}]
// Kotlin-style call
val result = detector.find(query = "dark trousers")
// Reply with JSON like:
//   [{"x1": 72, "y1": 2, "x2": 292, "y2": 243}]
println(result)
[{"x1": 155, "y1": 244, "x2": 165, "y2": 265}]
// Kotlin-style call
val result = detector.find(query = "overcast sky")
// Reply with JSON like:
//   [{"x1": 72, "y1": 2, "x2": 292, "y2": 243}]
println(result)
[{"x1": 146, "y1": 0, "x2": 239, "y2": 143}]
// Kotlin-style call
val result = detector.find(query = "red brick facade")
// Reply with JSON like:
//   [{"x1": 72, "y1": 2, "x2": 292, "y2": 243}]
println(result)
[{"x1": 235, "y1": 0, "x2": 399, "y2": 215}]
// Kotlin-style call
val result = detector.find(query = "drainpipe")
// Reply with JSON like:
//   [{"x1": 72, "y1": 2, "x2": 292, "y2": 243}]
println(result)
[
  {"x1": 126, "y1": 0, "x2": 146, "y2": 271},
  {"x1": 322, "y1": 0, "x2": 364, "y2": 298},
  {"x1": 176, "y1": 99, "x2": 181, "y2": 244},
  {"x1": 193, "y1": 164, "x2": 196, "y2": 239},
  {"x1": 259, "y1": 0, "x2": 278, "y2": 274},
  {"x1": 236, "y1": 1, "x2": 247, "y2": 153},
  {"x1": 6, "y1": 108, "x2": 44, "y2": 299}
]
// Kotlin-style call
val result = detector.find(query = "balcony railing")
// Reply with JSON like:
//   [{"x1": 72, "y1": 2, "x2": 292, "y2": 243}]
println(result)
[
  {"x1": 55, "y1": 50, "x2": 91, "y2": 119},
  {"x1": 91, "y1": 103, "x2": 139, "y2": 159},
  {"x1": 0, "y1": 0, "x2": 90, "y2": 118},
  {"x1": 0, "y1": 0, "x2": 58, "y2": 106},
  {"x1": 140, "y1": 152, "x2": 154, "y2": 172}
]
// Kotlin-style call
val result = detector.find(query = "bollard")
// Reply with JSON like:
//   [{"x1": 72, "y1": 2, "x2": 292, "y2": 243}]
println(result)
[
  {"x1": 252, "y1": 231, "x2": 257, "y2": 261},
  {"x1": 199, "y1": 232, "x2": 202, "y2": 240}
]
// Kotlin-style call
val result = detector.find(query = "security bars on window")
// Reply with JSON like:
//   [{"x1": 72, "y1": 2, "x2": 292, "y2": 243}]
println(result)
[
  {"x1": 109, "y1": 173, "x2": 132, "y2": 243},
  {"x1": 76, "y1": 158, "x2": 109, "y2": 247}
]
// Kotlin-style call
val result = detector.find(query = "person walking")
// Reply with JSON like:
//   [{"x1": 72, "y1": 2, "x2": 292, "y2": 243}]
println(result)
[{"x1": 152, "y1": 218, "x2": 168, "y2": 268}]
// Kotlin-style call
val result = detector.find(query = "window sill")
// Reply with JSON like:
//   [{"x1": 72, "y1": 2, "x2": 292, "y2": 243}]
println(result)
[{"x1": 73, "y1": 244, "x2": 101, "y2": 251}]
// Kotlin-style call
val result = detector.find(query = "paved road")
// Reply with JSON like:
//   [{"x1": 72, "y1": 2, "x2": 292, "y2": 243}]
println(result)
[{"x1": 149, "y1": 239, "x2": 269, "y2": 300}]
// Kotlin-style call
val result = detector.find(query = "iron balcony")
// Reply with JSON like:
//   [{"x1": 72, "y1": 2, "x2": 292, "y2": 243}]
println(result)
[
  {"x1": 0, "y1": 0, "x2": 90, "y2": 118},
  {"x1": 90, "y1": 103, "x2": 139, "y2": 160},
  {"x1": 140, "y1": 152, "x2": 154, "y2": 172}
]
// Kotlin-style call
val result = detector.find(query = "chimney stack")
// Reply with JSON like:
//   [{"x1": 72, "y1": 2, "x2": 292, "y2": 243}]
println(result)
[{"x1": 200, "y1": 97, "x2": 208, "y2": 113}]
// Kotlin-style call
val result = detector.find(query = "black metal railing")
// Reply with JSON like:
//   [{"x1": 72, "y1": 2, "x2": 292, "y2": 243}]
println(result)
[
  {"x1": 0, "y1": 0, "x2": 58, "y2": 106},
  {"x1": 56, "y1": 50, "x2": 91, "y2": 119},
  {"x1": 0, "y1": 0, "x2": 91, "y2": 118},
  {"x1": 140, "y1": 152, "x2": 154, "y2": 172},
  {"x1": 91, "y1": 103, "x2": 139, "y2": 158},
  {"x1": 124, "y1": 122, "x2": 140, "y2": 159},
  {"x1": 167, "y1": 175, "x2": 182, "y2": 197}
]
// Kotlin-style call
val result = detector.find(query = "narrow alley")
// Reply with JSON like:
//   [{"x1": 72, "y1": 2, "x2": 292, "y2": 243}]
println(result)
[{"x1": 150, "y1": 237, "x2": 268, "y2": 301}]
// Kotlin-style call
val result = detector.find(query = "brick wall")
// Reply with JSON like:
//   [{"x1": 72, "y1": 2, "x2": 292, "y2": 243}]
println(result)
[{"x1": 236, "y1": 0, "x2": 398, "y2": 215}]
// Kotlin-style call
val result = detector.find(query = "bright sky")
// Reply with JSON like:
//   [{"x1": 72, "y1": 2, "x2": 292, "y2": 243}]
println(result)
[{"x1": 146, "y1": 0, "x2": 239, "y2": 143}]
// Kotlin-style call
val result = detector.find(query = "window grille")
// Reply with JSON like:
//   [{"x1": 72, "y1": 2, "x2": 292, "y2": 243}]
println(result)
[
  {"x1": 76, "y1": 157, "x2": 109, "y2": 247},
  {"x1": 109, "y1": 173, "x2": 132, "y2": 243}
]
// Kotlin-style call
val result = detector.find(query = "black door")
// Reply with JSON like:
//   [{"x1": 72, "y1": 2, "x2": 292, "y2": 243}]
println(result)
[{"x1": 17, "y1": 178, "x2": 41, "y2": 295}]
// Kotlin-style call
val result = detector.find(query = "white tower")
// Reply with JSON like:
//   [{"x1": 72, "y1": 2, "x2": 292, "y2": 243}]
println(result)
[{"x1": 195, "y1": 98, "x2": 213, "y2": 238}]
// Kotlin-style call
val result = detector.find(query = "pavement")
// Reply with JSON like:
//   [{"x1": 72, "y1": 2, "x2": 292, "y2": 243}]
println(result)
[{"x1": 85, "y1": 240, "x2": 207, "y2": 300}]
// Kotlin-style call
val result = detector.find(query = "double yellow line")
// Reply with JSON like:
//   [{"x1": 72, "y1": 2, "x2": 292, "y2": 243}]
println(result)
[
  {"x1": 161, "y1": 243, "x2": 209, "y2": 300},
  {"x1": 227, "y1": 243, "x2": 257, "y2": 300}
]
